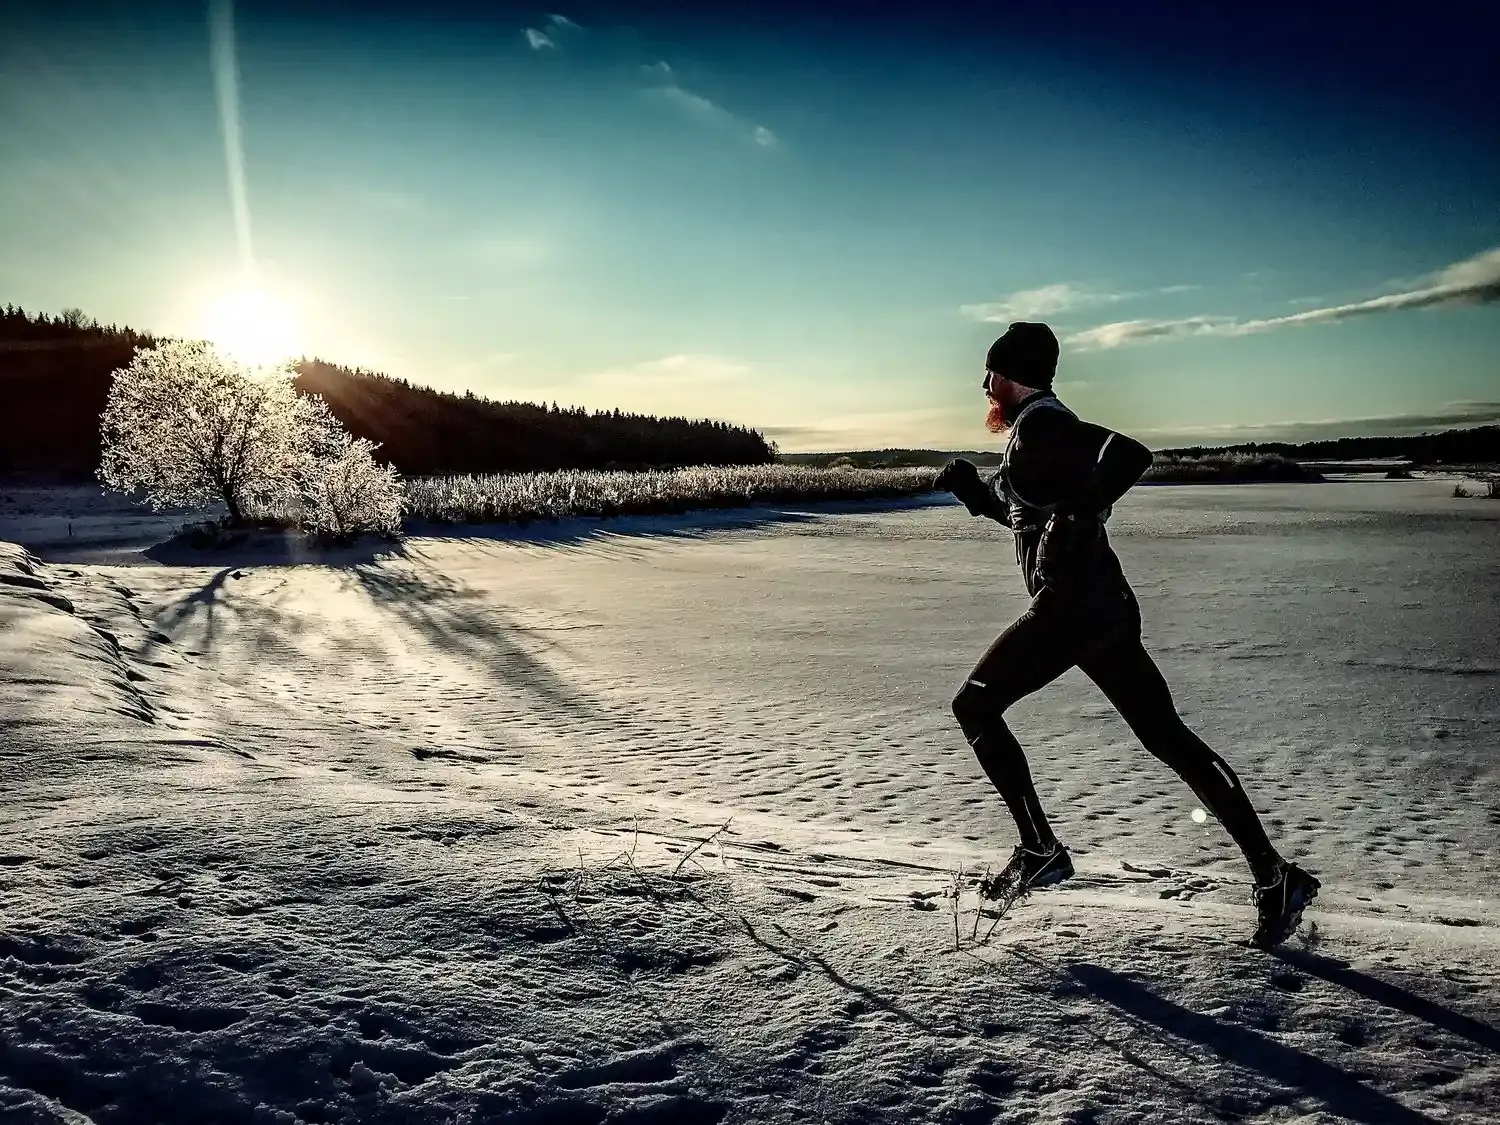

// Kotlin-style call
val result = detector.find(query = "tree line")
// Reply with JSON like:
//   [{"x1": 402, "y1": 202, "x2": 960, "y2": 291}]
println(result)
[
  {"x1": 782, "y1": 427, "x2": 1500, "y2": 469},
  {"x1": 1158, "y1": 427, "x2": 1500, "y2": 465},
  {"x1": 0, "y1": 305, "x2": 159, "y2": 475},
  {"x1": 294, "y1": 360, "x2": 773, "y2": 475},
  {"x1": 0, "y1": 305, "x2": 775, "y2": 476}
]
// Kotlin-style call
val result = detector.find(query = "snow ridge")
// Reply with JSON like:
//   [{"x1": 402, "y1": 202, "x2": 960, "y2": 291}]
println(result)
[{"x1": 0, "y1": 542, "x2": 154, "y2": 740}]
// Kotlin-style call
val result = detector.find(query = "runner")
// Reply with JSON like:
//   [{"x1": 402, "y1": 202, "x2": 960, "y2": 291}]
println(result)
[{"x1": 935, "y1": 321, "x2": 1319, "y2": 948}]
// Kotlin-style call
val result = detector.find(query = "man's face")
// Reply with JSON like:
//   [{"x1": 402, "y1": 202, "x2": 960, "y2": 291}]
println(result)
[{"x1": 983, "y1": 369, "x2": 1011, "y2": 435}]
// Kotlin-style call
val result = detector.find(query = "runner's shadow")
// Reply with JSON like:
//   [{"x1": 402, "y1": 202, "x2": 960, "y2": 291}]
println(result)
[
  {"x1": 1068, "y1": 963, "x2": 1440, "y2": 1125},
  {"x1": 1272, "y1": 949, "x2": 1500, "y2": 1053}
]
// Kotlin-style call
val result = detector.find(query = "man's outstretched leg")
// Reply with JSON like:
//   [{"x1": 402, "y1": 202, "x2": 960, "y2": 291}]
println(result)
[
  {"x1": 951, "y1": 593, "x2": 1127, "y2": 906},
  {"x1": 1079, "y1": 636, "x2": 1320, "y2": 947}
]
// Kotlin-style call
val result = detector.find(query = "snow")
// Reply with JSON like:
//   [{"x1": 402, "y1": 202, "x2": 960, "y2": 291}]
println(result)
[{"x1": 1, "y1": 477, "x2": 1497, "y2": 1124}]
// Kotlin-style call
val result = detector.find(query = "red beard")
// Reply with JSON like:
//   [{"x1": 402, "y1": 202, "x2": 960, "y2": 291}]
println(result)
[{"x1": 984, "y1": 396, "x2": 1008, "y2": 435}]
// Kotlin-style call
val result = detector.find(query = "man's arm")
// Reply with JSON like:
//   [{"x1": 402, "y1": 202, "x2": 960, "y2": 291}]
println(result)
[
  {"x1": 935, "y1": 458, "x2": 1012, "y2": 525},
  {"x1": 1074, "y1": 427, "x2": 1153, "y2": 513},
  {"x1": 1011, "y1": 411, "x2": 1153, "y2": 515},
  {"x1": 1016, "y1": 411, "x2": 1155, "y2": 593},
  {"x1": 976, "y1": 473, "x2": 1012, "y2": 526}
]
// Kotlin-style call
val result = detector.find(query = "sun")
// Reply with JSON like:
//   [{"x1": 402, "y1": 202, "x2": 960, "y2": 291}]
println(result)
[{"x1": 201, "y1": 286, "x2": 302, "y2": 368}]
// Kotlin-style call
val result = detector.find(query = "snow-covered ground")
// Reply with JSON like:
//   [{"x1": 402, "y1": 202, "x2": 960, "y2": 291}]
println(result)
[
  {"x1": 2, "y1": 479, "x2": 1497, "y2": 1124},
  {"x1": 0, "y1": 484, "x2": 197, "y2": 562}
]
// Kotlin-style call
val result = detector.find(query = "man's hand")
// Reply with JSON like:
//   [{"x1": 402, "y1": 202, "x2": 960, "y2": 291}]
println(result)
[
  {"x1": 934, "y1": 456, "x2": 979, "y2": 493},
  {"x1": 935, "y1": 458, "x2": 994, "y2": 517}
]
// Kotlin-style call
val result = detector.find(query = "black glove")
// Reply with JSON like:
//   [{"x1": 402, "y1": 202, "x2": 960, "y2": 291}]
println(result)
[
  {"x1": 934, "y1": 458, "x2": 994, "y2": 517},
  {"x1": 1034, "y1": 508, "x2": 1106, "y2": 592}
]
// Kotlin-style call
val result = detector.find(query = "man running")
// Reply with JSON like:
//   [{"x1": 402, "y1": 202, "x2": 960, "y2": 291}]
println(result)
[{"x1": 935, "y1": 321, "x2": 1318, "y2": 948}]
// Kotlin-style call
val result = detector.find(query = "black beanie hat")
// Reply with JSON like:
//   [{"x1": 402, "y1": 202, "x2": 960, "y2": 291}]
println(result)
[{"x1": 984, "y1": 322, "x2": 1059, "y2": 389}]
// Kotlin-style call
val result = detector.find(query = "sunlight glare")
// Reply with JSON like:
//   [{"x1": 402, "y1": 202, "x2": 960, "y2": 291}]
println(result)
[{"x1": 202, "y1": 286, "x2": 302, "y2": 368}]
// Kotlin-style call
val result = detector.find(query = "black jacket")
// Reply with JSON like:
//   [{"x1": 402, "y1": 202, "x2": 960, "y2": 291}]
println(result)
[{"x1": 970, "y1": 393, "x2": 1154, "y2": 597}]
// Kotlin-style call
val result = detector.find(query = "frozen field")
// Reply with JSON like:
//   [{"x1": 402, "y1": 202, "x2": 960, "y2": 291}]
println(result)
[{"x1": 2, "y1": 479, "x2": 1497, "y2": 1124}]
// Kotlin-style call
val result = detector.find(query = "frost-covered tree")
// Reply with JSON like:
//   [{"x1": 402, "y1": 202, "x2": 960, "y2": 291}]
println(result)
[
  {"x1": 99, "y1": 341, "x2": 319, "y2": 524},
  {"x1": 100, "y1": 340, "x2": 405, "y2": 538},
  {"x1": 297, "y1": 398, "x2": 404, "y2": 539}
]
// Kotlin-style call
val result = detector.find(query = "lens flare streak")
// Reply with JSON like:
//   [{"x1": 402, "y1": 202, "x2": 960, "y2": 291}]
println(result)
[{"x1": 209, "y1": 0, "x2": 255, "y2": 283}]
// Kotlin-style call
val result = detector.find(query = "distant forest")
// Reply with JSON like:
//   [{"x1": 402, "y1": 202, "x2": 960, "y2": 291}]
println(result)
[
  {"x1": 1156, "y1": 428, "x2": 1500, "y2": 464},
  {"x1": 781, "y1": 450, "x2": 999, "y2": 469},
  {"x1": 779, "y1": 428, "x2": 1500, "y2": 469},
  {"x1": 0, "y1": 306, "x2": 774, "y2": 476},
  {"x1": 0, "y1": 307, "x2": 157, "y2": 476}
]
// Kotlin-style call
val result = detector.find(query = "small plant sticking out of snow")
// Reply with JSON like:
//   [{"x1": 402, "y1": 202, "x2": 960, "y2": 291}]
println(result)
[
  {"x1": 99, "y1": 342, "x2": 403, "y2": 541},
  {"x1": 1451, "y1": 477, "x2": 1498, "y2": 500}
]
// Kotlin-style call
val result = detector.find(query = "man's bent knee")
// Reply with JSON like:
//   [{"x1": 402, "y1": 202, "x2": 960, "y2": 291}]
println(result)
[{"x1": 952, "y1": 677, "x2": 1008, "y2": 741}]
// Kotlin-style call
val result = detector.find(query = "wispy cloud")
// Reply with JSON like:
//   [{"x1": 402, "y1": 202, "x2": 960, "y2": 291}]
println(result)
[
  {"x1": 522, "y1": 24, "x2": 778, "y2": 148},
  {"x1": 1067, "y1": 246, "x2": 1500, "y2": 350},
  {"x1": 654, "y1": 84, "x2": 725, "y2": 122},
  {"x1": 642, "y1": 61, "x2": 777, "y2": 149},
  {"x1": 961, "y1": 282, "x2": 1195, "y2": 324},
  {"x1": 524, "y1": 13, "x2": 579, "y2": 51},
  {"x1": 1066, "y1": 315, "x2": 1234, "y2": 349},
  {"x1": 962, "y1": 284, "x2": 1123, "y2": 323}
]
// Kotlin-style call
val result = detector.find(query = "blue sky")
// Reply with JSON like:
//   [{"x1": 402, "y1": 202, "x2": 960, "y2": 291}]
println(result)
[{"x1": 2, "y1": 1, "x2": 1496, "y2": 450}]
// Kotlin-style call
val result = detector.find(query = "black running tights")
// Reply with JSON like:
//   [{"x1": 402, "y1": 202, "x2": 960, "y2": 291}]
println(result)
[{"x1": 951, "y1": 583, "x2": 1281, "y2": 884}]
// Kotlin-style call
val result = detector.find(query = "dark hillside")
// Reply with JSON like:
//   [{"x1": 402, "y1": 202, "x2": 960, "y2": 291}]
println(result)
[
  {"x1": 0, "y1": 306, "x2": 773, "y2": 475},
  {"x1": 293, "y1": 360, "x2": 773, "y2": 474}
]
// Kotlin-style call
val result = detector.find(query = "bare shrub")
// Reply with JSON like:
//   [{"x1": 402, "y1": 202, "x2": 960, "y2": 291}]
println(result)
[
  {"x1": 1144, "y1": 452, "x2": 1322, "y2": 484},
  {"x1": 404, "y1": 465, "x2": 940, "y2": 524},
  {"x1": 300, "y1": 429, "x2": 404, "y2": 540}
]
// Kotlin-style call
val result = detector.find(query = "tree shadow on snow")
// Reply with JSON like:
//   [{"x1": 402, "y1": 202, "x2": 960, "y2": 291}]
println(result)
[
  {"x1": 403, "y1": 495, "x2": 945, "y2": 562},
  {"x1": 1067, "y1": 963, "x2": 1440, "y2": 1125},
  {"x1": 144, "y1": 528, "x2": 405, "y2": 568},
  {"x1": 140, "y1": 565, "x2": 388, "y2": 674},
  {"x1": 136, "y1": 551, "x2": 625, "y2": 728},
  {"x1": 145, "y1": 567, "x2": 236, "y2": 657},
  {"x1": 344, "y1": 560, "x2": 611, "y2": 724}
]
